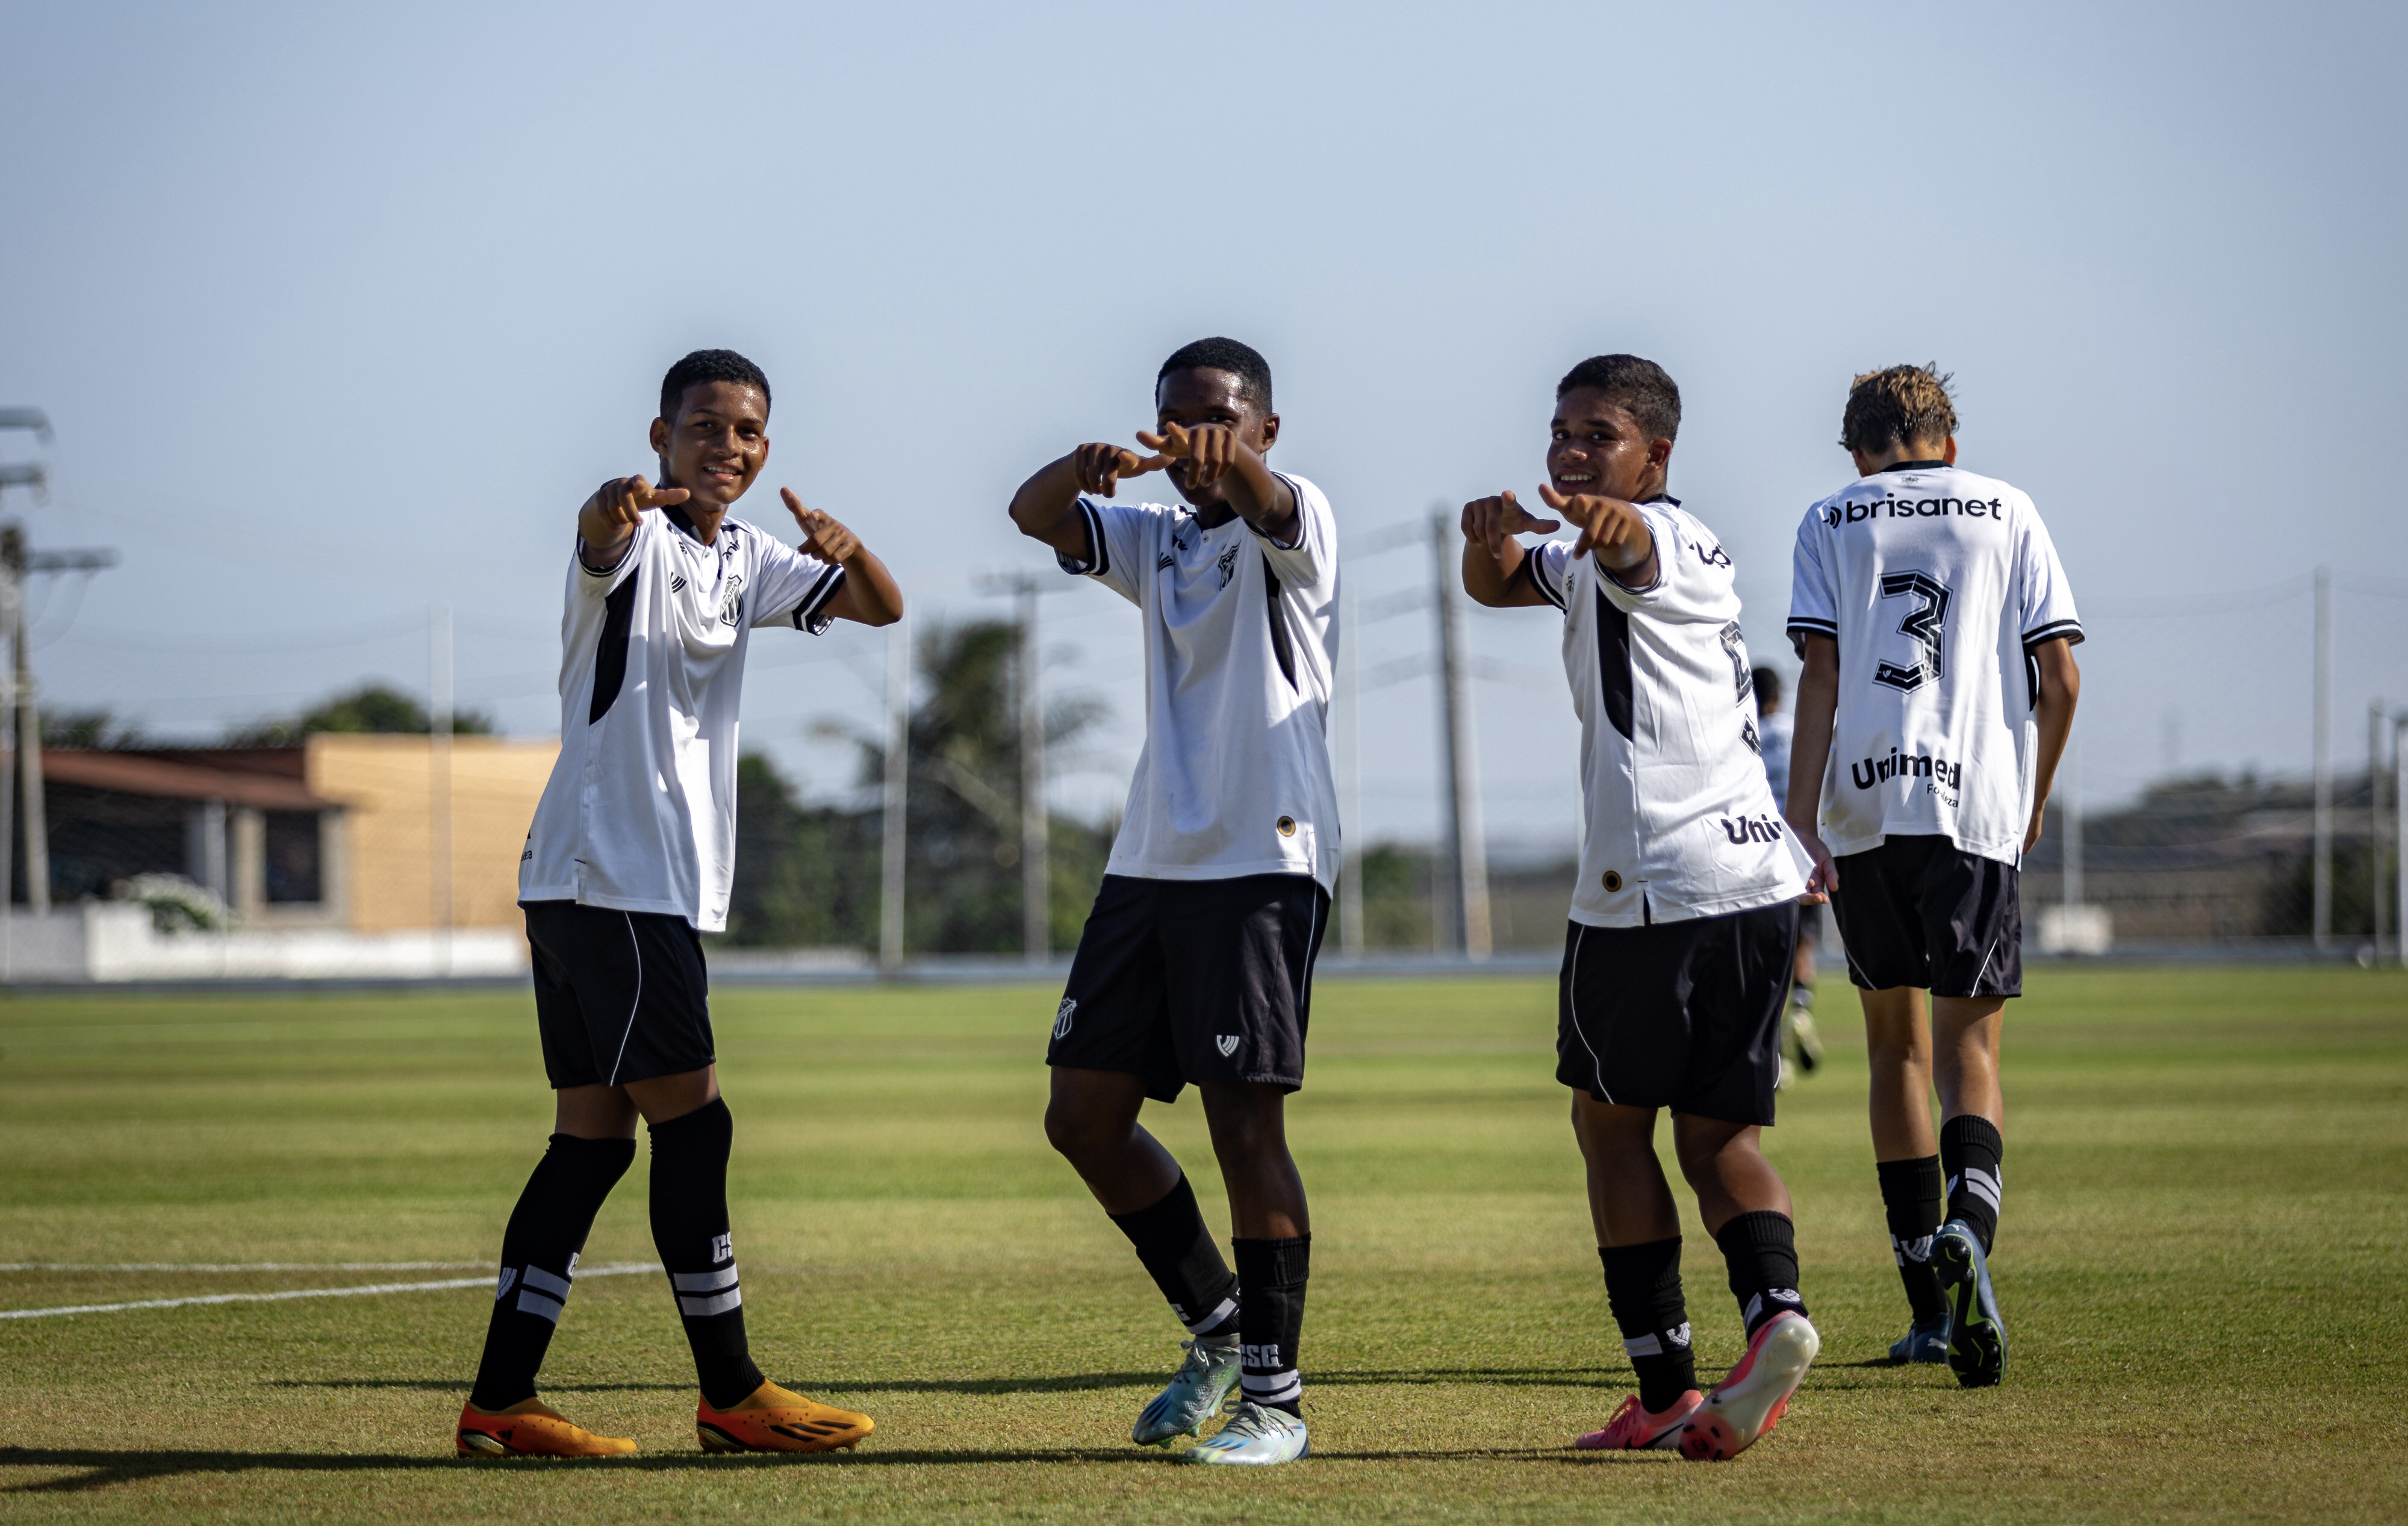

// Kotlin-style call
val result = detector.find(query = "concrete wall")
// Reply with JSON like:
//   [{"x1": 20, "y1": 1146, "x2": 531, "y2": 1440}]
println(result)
[
  {"x1": 0, "y1": 903, "x2": 528, "y2": 981},
  {"x1": 305, "y1": 735, "x2": 558, "y2": 932}
]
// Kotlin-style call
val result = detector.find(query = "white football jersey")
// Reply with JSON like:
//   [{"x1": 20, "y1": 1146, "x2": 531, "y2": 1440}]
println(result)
[
  {"x1": 1060, "y1": 473, "x2": 1340, "y2": 890},
  {"x1": 1786, "y1": 463, "x2": 2082, "y2": 866},
  {"x1": 1525, "y1": 498, "x2": 1809, "y2": 928},
  {"x1": 521, "y1": 507, "x2": 848, "y2": 932}
]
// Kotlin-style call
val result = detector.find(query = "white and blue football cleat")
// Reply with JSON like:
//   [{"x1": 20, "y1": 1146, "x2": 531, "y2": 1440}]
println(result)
[
  {"x1": 1131, "y1": 1337, "x2": 1242, "y2": 1447},
  {"x1": 1888, "y1": 1314, "x2": 1951, "y2": 1365},
  {"x1": 1935, "y1": 1218, "x2": 2007, "y2": 1388},
  {"x1": 1183, "y1": 1400, "x2": 1309, "y2": 1465}
]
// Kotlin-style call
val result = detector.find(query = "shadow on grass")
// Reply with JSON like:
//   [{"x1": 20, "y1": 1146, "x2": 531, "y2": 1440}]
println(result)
[
  {"x1": 271, "y1": 1366, "x2": 1616, "y2": 1397},
  {"x1": 0, "y1": 1442, "x2": 1573, "y2": 1495}
]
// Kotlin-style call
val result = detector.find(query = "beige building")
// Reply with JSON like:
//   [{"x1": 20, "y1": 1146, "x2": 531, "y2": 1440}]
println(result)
[{"x1": 42, "y1": 735, "x2": 558, "y2": 932}]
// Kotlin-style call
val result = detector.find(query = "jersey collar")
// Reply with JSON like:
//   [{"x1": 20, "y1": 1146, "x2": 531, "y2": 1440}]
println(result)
[
  {"x1": 663, "y1": 504, "x2": 744, "y2": 546},
  {"x1": 1878, "y1": 460, "x2": 1949, "y2": 473},
  {"x1": 1638, "y1": 493, "x2": 1681, "y2": 506}
]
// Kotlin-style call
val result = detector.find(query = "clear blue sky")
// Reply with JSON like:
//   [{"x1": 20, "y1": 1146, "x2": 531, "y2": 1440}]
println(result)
[{"x1": 1, "y1": 1, "x2": 2401, "y2": 847}]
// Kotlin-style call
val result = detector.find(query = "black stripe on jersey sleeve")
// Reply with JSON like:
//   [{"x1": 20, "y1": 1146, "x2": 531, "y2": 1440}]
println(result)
[
  {"x1": 588, "y1": 573, "x2": 641, "y2": 725},
  {"x1": 1262, "y1": 557, "x2": 1298, "y2": 691},
  {"x1": 2022, "y1": 618, "x2": 2084, "y2": 648},
  {"x1": 1520, "y1": 548, "x2": 1566, "y2": 611},
  {"x1": 1786, "y1": 616, "x2": 1838, "y2": 660},
  {"x1": 1594, "y1": 587, "x2": 1635, "y2": 741},
  {"x1": 790, "y1": 565, "x2": 848, "y2": 635},
  {"x1": 1054, "y1": 500, "x2": 1109, "y2": 578}
]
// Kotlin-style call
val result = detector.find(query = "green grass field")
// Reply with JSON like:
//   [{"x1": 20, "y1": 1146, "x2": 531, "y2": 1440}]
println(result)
[{"x1": 1, "y1": 966, "x2": 2403, "y2": 1522}]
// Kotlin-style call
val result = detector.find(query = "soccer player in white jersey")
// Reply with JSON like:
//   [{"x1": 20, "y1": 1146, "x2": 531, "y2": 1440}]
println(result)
[
  {"x1": 1009, "y1": 338, "x2": 1337, "y2": 1467},
  {"x1": 1782, "y1": 364, "x2": 2082, "y2": 1389},
  {"x1": 1461, "y1": 355, "x2": 1821, "y2": 1462},
  {"x1": 456, "y1": 350, "x2": 903, "y2": 1458}
]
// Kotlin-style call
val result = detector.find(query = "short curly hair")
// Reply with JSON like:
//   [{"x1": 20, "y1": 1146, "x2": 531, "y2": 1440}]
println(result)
[
  {"x1": 1555, "y1": 355, "x2": 1681, "y2": 443},
  {"x1": 660, "y1": 349, "x2": 771, "y2": 423},
  {"x1": 1840, "y1": 364, "x2": 1956, "y2": 454},
  {"x1": 1158, "y1": 337, "x2": 1272, "y2": 414}
]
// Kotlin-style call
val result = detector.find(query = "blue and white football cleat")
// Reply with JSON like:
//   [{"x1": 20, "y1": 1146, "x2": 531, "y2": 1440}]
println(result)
[
  {"x1": 1888, "y1": 1315, "x2": 1951, "y2": 1365},
  {"x1": 1131, "y1": 1337, "x2": 1242, "y2": 1447},
  {"x1": 1183, "y1": 1400, "x2": 1309, "y2": 1465},
  {"x1": 1934, "y1": 1218, "x2": 2007, "y2": 1388}
]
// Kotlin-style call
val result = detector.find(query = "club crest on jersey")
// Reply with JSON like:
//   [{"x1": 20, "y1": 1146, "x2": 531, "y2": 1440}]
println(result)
[
  {"x1": 1719, "y1": 813, "x2": 1787, "y2": 846},
  {"x1": 1053, "y1": 999, "x2": 1077, "y2": 1039},
  {"x1": 717, "y1": 571, "x2": 746, "y2": 627},
  {"x1": 1216, "y1": 544, "x2": 1240, "y2": 588},
  {"x1": 1216, "y1": 1034, "x2": 1239, "y2": 1057}
]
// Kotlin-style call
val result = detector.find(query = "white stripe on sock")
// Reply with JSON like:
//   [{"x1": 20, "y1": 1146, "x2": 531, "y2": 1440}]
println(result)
[
  {"x1": 1242, "y1": 1371, "x2": 1301, "y2": 1404},
  {"x1": 1965, "y1": 1167, "x2": 2002, "y2": 1212},
  {"x1": 1623, "y1": 1333, "x2": 1662, "y2": 1357},
  {"x1": 671, "y1": 1265, "x2": 739, "y2": 1294},
  {"x1": 677, "y1": 1288, "x2": 742, "y2": 1318},
  {"x1": 514, "y1": 1289, "x2": 564, "y2": 1323},
  {"x1": 520, "y1": 1265, "x2": 572, "y2": 1298},
  {"x1": 1181, "y1": 1296, "x2": 1238, "y2": 1336}
]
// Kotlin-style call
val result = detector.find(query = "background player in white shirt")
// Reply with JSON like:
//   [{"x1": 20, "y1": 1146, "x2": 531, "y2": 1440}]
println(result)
[
  {"x1": 459, "y1": 350, "x2": 903, "y2": 1459},
  {"x1": 1753, "y1": 666, "x2": 1825, "y2": 1081},
  {"x1": 1461, "y1": 355, "x2": 1820, "y2": 1463},
  {"x1": 1783, "y1": 364, "x2": 2082, "y2": 1388},
  {"x1": 1009, "y1": 338, "x2": 1334, "y2": 1467}
]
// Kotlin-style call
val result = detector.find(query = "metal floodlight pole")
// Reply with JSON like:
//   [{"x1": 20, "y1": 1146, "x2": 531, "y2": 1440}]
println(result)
[
  {"x1": 1337, "y1": 574, "x2": 1364, "y2": 956},
  {"x1": 0, "y1": 560, "x2": 14, "y2": 978},
  {"x1": 2, "y1": 529, "x2": 48, "y2": 917},
  {"x1": 429, "y1": 605, "x2": 454, "y2": 974},
  {"x1": 2312, "y1": 566, "x2": 2333, "y2": 950},
  {"x1": 879, "y1": 611, "x2": 910, "y2": 971},
  {"x1": 2395, "y1": 713, "x2": 2406, "y2": 972},
  {"x1": 2375, "y1": 700, "x2": 2391, "y2": 959},
  {"x1": 1430, "y1": 510, "x2": 1490, "y2": 960},
  {"x1": 1017, "y1": 579, "x2": 1050, "y2": 966}
]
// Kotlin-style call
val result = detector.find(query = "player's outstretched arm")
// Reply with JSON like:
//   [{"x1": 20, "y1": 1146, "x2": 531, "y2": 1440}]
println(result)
[
  {"x1": 1008, "y1": 444, "x2": 1170, "y2": 560},
  {"x1": 1785, "y1": 634, "x2": 1840, "y2": 902},
  {"x1": 778, "y1": 490, "x2": 903, "y2": 627},
  {"x1": 1537, "y1": 485, "x2": 1658, "y2": 589},
  {"x1": 2023, "y1": 638, "x2": 2082, "y2": 852},
  {"x1": 1137, "y1": 422, "x2": 1299, "y2": 544},
  {"x1": 577, "y1": 476, "x2": 688, "y2": 569},
  {"x1": 1458, "y1": 491, "x2": 1558, "y2": 607}
]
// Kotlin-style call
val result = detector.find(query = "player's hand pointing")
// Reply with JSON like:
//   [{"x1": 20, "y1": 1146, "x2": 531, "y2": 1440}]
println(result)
[
  {"x1": 1538, "y1": 483, "x2": 1655, "y2": 575},
  {"x1": 1071, "y1": 441, "x2": 1171, "y2": 498},
  {"x1": 780, "y1": 489, "x2": 862, "y2": 563},
  {"x1": 1460, "y1": 491, "x2": 1560, "y2": 559},
  {"x1": 1136, "y1": 421, "x2": 1242, "y2": 489},
  {"x1": 578, "y1": 476, "x2": 688, "y2": 565}
]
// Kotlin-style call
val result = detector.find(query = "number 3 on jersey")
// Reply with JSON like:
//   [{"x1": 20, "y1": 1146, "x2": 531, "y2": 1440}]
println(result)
[{"x1": 1873, "y1": 571, "x2": 1950, "y2": 693}]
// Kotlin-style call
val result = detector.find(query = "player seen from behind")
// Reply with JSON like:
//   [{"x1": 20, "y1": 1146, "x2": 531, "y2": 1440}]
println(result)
[
  {"x1": 1783, "y1": 364, "x2": 2081, "y2": 1387},
  {"x1": 1010, "y1": 338, "x2": 1338, "y2": 1466},
  {"x1": 457, "y1": 349, "x2": 904, "y2": 1458},
  {"x1": 1460, "y1": 355, "x2": 1820, "y2": 1462},
  {"x1": 1753, "y1": 666, "x2": 1826, "y2": 1084}
]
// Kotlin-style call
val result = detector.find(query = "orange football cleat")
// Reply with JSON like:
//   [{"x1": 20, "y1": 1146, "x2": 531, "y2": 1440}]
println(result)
[
  {"x1": 456, "y1": 1397, "x2": 638, "y2": 1457},
  {"x1": 695, "y1": 1381, "x2": 874, "y2": 1453}
]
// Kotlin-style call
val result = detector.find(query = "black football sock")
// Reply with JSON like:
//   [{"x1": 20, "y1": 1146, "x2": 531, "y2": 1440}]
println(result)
[
  {"x1": 469, "y1": 1132, "x2": 636, "y2": 1412},
  {"x1": 1878, "y1": 1155, "x2": 1949, "y2": 1325},
  {"x1": 1940, "y1": 1115, "x2": 2004, "y2": 1253},
  {"x1": 1599, "y1": 1239, "x2": 1696, "y2": 1413},
  {"x1": 1107, "y1": 1173, "x2": 1241, "y2": 1339},
  {"x1": 1233, "y1": 1235, "x2": 1308, "y2": 1417},
  {"x1": 648, "y1": 1099, "x2": 767, "y2": 1410},
  {"x1": 1715, "y1": 1211, "x2": 1808, "y2": 1338}
]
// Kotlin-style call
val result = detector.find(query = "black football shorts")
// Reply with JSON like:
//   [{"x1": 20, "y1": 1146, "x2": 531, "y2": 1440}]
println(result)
[
  {"x1": 1555, "y1": 900, "x2": 1799, "y2": 1126},
  {"x1": 523, "y1": 900, "x2": 716, "y2": 1089},
  {"x1": 1829, "y1": 834, "x2": 2023, "y2": 998},
  {"x1": 1047, "y1": 873, "x2": 1330, "y2": 1103}
]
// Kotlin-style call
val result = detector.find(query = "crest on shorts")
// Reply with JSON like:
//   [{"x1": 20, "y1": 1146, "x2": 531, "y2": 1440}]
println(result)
[
  {"x1": 1053, "y1": 999, "x2": 1077, "y2": 1040},
  {"x1": 1216, "y1": 1034, "x2": 1239, "y2": 1057}
]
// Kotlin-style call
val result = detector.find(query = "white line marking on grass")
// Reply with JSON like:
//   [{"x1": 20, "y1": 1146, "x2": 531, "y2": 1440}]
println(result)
[
  {"x1": 0, "y1": 1262, "x2": 493, "y2": 1273},
  {"x1": 0, "y1": 1262, "x2": 661, "y2": 1320}
]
